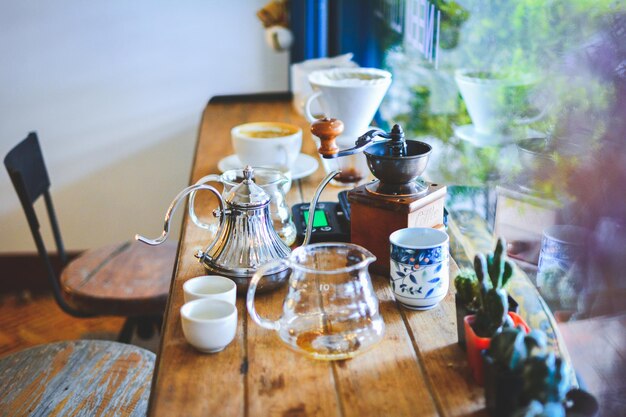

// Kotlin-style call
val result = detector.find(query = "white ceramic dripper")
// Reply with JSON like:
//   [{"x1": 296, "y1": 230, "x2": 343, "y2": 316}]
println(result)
[{"x1": 304, "y1": 68, "x2": 392, "y2": 185}]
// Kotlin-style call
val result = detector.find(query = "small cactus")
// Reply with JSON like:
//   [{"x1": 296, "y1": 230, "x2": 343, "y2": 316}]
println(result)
[
  {"x1": 487, "y1": 237, "x2": 514, "y2": 289},
  {"x1": 454, "y1": 268, "x2": 480, "y2": 310},
  {"x1": 513, "y1": 401, "x2": 566, "y2": 417},
  {"x1": 473, "y1": 252, "x2": 513, "y2": 337},
  {"x1": 521, "y1": 352, "x2": 571, "y2": 405},
  {"x1": 469, "y1": 238, "x2": 517, "y2": 337},
  {"x1": 511, "y1": 352, "x2": 571, "y2": 417},
  {"x1": 475, "y1": 286, "x2": 511, "y2": 337},
  {"x1": 488, "y1": 327, "x2": 548, "y2": 372}
]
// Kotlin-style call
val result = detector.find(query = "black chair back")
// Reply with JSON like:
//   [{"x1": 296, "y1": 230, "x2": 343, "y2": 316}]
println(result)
[{"x1": 4, "y1": 132, "x2": 88, "y2": 316}]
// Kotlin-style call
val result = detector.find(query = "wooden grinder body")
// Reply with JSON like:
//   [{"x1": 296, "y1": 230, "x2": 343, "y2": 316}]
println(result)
[{"x1": 348, "y1": 183, "x2": 447, "y2": 275}]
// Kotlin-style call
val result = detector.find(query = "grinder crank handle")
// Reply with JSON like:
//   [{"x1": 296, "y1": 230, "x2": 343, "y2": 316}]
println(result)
[
  {"x1": 311, "y1": 117, "x2": 344, "y2": 159},
  {"x1": 312, "y1": 117, "x2": 387, "y2": 159}
]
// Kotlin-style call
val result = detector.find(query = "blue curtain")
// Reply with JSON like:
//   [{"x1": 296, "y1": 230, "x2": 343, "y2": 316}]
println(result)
[{"x1": 290, "y1": 0, "x2": 382, "y2": 68}]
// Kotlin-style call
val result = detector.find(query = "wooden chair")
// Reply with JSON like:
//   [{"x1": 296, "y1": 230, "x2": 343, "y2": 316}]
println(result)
[
  {"x1": 0, "y1": 340, "x2": 154, "y2": 416},
  {"x1": 4, "y1": 132, "x2": 177, "y2": 343}
]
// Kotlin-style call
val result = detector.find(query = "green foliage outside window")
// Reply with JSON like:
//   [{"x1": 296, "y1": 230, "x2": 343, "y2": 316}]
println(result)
[{"x1": 377, "y1": 0, "x2": 623, "y2": 190}]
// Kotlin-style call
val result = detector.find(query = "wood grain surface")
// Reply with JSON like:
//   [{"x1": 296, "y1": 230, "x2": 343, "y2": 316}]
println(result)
[
  {"x1": 148, "y1": 99, "x2": 488, "y2": 416},
  {"x1": 0, "y1": 294, "x2": 125, "y2": 357},
  {"x1": 0, "y1": 340, "x2": 154, "y2": 417},
  {"x1": 61, "y1": 240, "x2": 177, "y2": 316}
]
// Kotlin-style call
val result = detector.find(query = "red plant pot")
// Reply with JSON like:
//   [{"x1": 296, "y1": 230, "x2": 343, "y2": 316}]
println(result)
[{"x1": 464, "y1": 312, "x2": 529, "y2": 385}]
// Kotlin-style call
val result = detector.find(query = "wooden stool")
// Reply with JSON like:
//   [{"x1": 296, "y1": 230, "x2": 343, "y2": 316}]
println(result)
[
  {"x1": 61, "y1": 240, "x2": 175, "y2": 316},
  {"x1": 61, "y1": 240, "x2": 177, "y2": 341},
  {"x1": 0, "y1": 340, "x2": 154, "y2": 416}
]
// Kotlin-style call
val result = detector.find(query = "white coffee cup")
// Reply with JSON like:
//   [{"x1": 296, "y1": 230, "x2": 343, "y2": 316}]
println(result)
[
  {"x1": 304, "y1": 68, "x2": 391, "y2": 137},
  {"x1": 180, "y1": 299, "x2": 237, "y2": 353},
  {"x1": 231, "y1": 122, "x2": 302, "y2": 172},
  {"x1": 183, "y1": 275, "x2": 237, "y2": 304}
]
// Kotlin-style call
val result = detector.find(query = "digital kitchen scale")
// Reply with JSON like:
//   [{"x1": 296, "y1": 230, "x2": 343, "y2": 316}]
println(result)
[{"x1": 292, "y1": 201, "x2": 350, "y2": 243}]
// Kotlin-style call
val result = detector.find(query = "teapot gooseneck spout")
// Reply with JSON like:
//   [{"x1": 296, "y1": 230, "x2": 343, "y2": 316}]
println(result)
[
  {"x1": 135, "y1": 184, "x2": 224, "y2": 246},
  {"x1": 302, "y1": 170, "x2": 342, "y2": 246}
]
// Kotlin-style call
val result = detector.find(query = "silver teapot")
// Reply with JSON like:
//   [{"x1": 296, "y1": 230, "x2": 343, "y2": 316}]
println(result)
[{"x1": 136, "y1": 166, "x2": 339, "y2": 292}]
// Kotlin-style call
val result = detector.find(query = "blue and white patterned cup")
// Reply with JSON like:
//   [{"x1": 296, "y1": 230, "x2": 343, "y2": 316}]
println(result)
[
  {"x1": 537, "y1": 225, "x2": 586, "y2": 275},
  {"x1": 389, "y1": 227, "x2": 450, "y2": 310},
  {"x1": 537, "y1": 225, "x2": 587, "y2": 305}
]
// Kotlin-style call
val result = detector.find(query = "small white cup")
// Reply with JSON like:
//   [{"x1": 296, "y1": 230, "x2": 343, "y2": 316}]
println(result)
[
  {"x1": 180, "y1": 299, "x2": 237, "y2": 353},
  {"x1": 231, "y1": 122, "x2": 302, "y2": 172},
  {"x1": 183, "y1": 275, "x2": 237, "y2": 304}
]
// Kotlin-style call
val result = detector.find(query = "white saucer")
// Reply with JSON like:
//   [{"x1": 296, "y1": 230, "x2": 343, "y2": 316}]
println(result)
[
  {"x1": 454, "y1": 124, "x2": 533, "y2": 147},
  {"x1": 217, "y1": 154, "x2": 319, "y2": 180}
]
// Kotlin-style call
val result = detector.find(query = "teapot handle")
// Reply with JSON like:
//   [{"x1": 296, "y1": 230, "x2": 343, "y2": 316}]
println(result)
[
  {"x1": 135, "y1": 184, "x2": 224, "y2": 246},
  {"x1": 189, "y1": 174, "x2": 222, "y2": 230},
  {"x1": 246, "y1": 259, "x2": 288, "y2": 331}
]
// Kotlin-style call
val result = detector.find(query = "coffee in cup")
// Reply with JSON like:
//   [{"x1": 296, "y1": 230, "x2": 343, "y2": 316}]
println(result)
[{"x1": 231, "y1": 122, "x2": 302, "y2": 171}]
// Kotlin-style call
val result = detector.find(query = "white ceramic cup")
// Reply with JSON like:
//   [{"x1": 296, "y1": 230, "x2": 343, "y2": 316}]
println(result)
[
  {"x1": 180, "y1": 299, "x2": 237, "y2": 353},
  {"x1": 389, "y1": 227, "x2": 450, "y2": 310},
  {"x1": 183, "y1": 275, "x2": 237, "y2": 304},
  {"x1": 231, "y1": 122, "x2": 302, "y2": 172},
  {"x1": 304, "y1": 68, "x2": 392, "y2": 137}
]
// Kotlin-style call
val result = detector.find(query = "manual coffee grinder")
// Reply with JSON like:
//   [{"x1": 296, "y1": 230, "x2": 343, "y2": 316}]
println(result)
[{"x1": 313, "y1": 118, "x2": 447, "y2": 274}]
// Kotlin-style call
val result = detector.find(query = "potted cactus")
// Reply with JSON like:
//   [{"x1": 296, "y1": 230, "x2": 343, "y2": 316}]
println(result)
[
  {"x1": 454, "y1": 268, "x2": 481, "y2": 349},
  {"x1": 521, "y1": 353, "x2": 571, "y2": 406},
  {"x1": 483, "y1": 327, "x2": 548, "y2": 417},
  {"x1": 454, "y1": 266, "x2": 519, "y2": 350},
  {"x1": 512, "y1": 351, "x2": 599, "y2": 417},
  {"x1": 463, "y1": 238, "x2": 529, "y2": 384}
]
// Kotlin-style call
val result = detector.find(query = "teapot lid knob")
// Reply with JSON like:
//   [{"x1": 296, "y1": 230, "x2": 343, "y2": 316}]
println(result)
[
  {"x1": 226, "y1": 165, "x2": 270, "y2": 207},
  {"x1": 243, "y1": 165, "x2": 254, "y2": 182}
]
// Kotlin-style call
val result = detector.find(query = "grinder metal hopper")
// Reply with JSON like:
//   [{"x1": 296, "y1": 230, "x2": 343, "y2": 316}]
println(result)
[{"x1": 314, "y1": 118, "x2": 432, "y2": 196}]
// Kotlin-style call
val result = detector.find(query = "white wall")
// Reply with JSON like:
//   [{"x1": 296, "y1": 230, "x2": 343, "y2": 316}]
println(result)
[{"x1": 0, "y1": 0, "x2": 288, "y2": 252}]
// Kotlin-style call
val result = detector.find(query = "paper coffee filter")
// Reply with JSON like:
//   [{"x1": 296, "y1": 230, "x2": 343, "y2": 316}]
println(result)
[{"x1": 309, "y1": 68, "x2": 392, "y2": 87}]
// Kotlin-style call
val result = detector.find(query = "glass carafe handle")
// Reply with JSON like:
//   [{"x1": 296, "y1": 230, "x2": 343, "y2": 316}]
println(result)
[
  {"x1": 189, "y1": 174, "x2": 222, "y2": 230},
  {"x1": 246, "y1": 259, "x2": 288, "y2": 331}
]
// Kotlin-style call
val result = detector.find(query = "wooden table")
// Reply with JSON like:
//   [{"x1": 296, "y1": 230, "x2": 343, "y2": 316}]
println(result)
[{"x1": 148, "y1": 97, "x2": 486, "y2": 416}]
